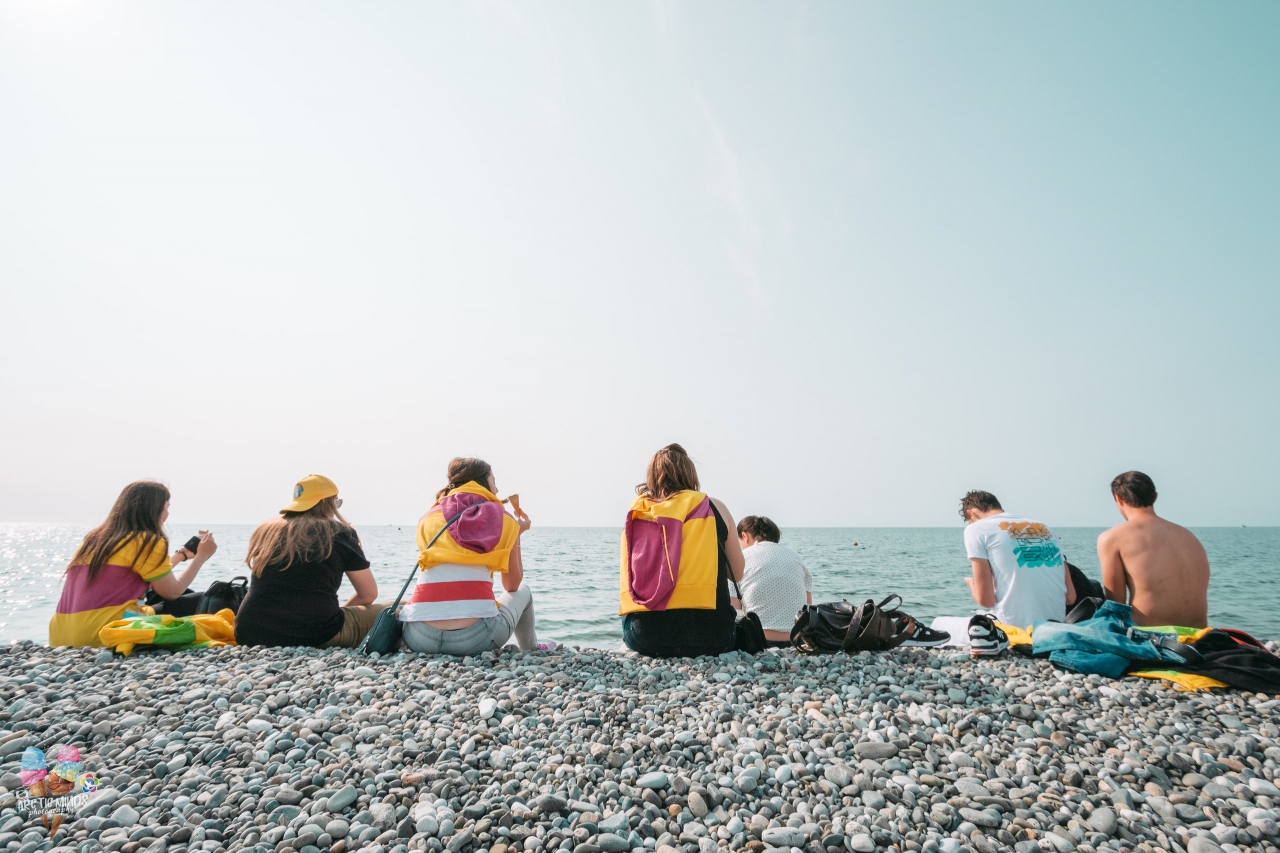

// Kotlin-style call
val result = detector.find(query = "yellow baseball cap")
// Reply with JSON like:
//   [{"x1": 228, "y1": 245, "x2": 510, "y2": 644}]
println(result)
[{"x1": 282, "y1": 474, "x2": 339, "y2": 513}]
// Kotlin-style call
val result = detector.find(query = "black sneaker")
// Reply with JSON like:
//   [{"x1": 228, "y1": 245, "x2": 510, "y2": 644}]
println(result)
[
  {"x1": 900, "y1": 620, "x2": 951, "y2": 647},
  {"x1": 968, "y1": 614, "x2": 1009, "y2": 656}
]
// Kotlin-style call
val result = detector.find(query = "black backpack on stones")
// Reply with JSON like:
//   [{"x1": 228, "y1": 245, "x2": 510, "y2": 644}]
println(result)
[{"x1": 790, "y1": 594, "x2": 915, "y2": 654}]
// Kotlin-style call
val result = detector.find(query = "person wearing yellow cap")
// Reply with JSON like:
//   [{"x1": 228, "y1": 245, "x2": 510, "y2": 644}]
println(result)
[{"x1": 235, "y1": 475, "x2": 385, "y2": 648}]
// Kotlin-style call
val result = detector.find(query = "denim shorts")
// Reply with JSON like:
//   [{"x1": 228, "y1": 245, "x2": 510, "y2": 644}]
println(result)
[{"x1": 401, "y1": 605, "x2": 520, "y2": 656}]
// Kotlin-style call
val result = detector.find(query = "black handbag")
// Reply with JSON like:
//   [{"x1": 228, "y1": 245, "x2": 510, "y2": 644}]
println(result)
[
  {"x1": 1064, "y1": 596, "x2": 1105, "y2": 624},
  {"x1": 197, "y1": 577, "x2": 248, "y2": 614},
  {"x1": 790, "y1": 594, "x2": 915, "y2": 654},
  {"x1": 731, "y1": 577, "x2": 768, "y2": 654},
  {"x1": 359, "y1": 503, "x2": 487, "y2": 656}
]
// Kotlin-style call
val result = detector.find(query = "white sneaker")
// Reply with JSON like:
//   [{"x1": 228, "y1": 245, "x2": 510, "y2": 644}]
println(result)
[{"x1": 967, "y1": 615, "x2": 1008, "y2": 657}]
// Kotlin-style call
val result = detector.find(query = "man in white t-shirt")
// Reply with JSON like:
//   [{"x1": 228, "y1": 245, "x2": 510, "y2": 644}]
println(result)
[{"x1": 960, "y1": 490, "x2": 1076, "y2": 627}]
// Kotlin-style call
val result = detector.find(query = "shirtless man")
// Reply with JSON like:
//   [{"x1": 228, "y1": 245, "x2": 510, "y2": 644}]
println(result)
[{"x1": 1097, "y1": 471, "x2": 1210, "y2": 627}]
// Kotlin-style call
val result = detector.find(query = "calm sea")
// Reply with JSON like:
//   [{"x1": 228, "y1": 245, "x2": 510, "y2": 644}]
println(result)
[{"x1": 3, "y1": 524, "x2": 1276, "y2": 649}]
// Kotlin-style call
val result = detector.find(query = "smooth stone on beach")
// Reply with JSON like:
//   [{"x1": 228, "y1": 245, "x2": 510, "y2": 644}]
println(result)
[
  {"x1": 1250, "y1": 778, "x2": 1280, "y2": 797},
  {"x1": 327, "y1": 785, "x2": 359, "y2": 812},
  {"x1": 761, "y1": 828, "x2": 806, "y2": 848},
  {"x1": 958, "y1": 809, "x2": 998, "y2": 829},
  {"x1": 637, "y1": 772, "x2": 668, "y2": 789},
  {"x1": 861, "y1": 791, "x2": 885, "y2": 810},
  {"x1": 1187, "y1": 839, "x2": 1223, "y2": 853},
  {"x1": 853, "y1": 742, "x2": 898, "y2": 760},
  {"x1": 112, "y1": 806, "x2": 140, "y2": 827},
  {"x1": 598, "y1": 814, "x2": 629, "y2": 834},
  {"x1": 534, "y1": 794, "x2": 567, "y2": 813},
  {"x1": 823, "y1": 765, "x2": 851, "y2": 787},
  {"x1": 847, "y1": 834, "x2": 874, "y2": 853},
  {"x1": 1087, "y1": 808, "x2": 1118, "y2": 837},
  {"x1": 479, "y1": 697, "x2": 498, "y2": 720},
  {"x1": 596, "y1": 834, "x2": 629, "y2": 852}
]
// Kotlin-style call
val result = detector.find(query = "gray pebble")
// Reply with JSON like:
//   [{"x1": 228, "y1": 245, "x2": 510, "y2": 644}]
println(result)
[
  {"x1": 1086, "y1": 807, "x2": 1117, "y2": 837},
  {"x1": 847, "y1": 835, "x2": 874, "y2": 853}
]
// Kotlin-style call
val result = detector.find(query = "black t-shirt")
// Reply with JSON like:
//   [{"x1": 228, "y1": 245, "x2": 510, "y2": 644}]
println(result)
[{"x1": 235, "y1": 527, "x2": 371, "y2": 647}]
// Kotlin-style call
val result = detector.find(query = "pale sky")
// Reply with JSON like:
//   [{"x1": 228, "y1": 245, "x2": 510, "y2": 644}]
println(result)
[{"x1": 1, "y1": 2, "x2": 1277, "y2": 528}]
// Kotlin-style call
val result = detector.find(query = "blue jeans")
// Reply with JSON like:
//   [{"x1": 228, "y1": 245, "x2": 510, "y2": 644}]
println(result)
[
  {"x1": 401, "y1": 587, "x2": 537, "y2": 655},
  {"x1": 1032, "y1": 600, "x2": 1188, "y2": 677}
]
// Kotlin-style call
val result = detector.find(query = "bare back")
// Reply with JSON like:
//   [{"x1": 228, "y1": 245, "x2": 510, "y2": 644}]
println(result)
[{"x1": 1097, "y1": 515, "x2": 1210, "y2": 627}]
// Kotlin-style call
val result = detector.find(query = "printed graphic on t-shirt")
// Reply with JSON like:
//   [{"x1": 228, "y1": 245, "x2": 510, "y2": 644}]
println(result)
[{"x1": 1000, "y1": 521, "x2": 1062, "y2": 568}]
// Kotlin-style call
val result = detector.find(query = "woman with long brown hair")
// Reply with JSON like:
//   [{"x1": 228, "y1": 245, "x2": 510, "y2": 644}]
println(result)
[
  {"x1": 235, "y1": 475, "x2": 383, "y2": 648},
  {"x1": 399, "y1": 457, "x2": 552, "y2": 655},
  {"x1": 49, "y1": 481, "x2": 218, "y2": 646},
  {"x1": 620, "y1": 444, "x2": 745, "y2": 657}
]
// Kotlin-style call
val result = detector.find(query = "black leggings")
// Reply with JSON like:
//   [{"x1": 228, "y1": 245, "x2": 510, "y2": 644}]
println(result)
[{"x1": 622, "y1": 615, "x2": 734, "y2": 658}]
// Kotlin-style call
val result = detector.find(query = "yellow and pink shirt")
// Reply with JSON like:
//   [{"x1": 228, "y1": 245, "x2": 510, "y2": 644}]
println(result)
[
  {"x1": 619, "y1": 490, "x2": 719, "y2": 614},
  {"x1": 49, "y1": 535, "x2": 173, "y2": 647},
  {"x1": 400, "y1": 483, "x2": 520, "y2": 623}
]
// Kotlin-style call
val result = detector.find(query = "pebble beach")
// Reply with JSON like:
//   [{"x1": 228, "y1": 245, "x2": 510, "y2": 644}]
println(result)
[{"x1": 2, "y1": 642, "x2": 1280, "y2": 853}]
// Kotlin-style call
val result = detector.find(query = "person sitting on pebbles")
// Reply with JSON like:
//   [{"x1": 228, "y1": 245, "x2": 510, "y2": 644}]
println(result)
[
  {"x1": 236, "y1": 475, "x2": 385, "y2": 648},
  {"x1": 399, "y1": 457, "x2": 555, "y2": 655},
  {"x1": 1097, "y1": 470, "x2": 1211, "y2": 627},
  {"x1": 731, "y1": 515, "x2": 812, "y2": 648},
  {"x1": 50, "y1": 480, "x2": 218, "y2": 647},
  {"x1": 619, "y1": 443, "x2": 745, "y2": 658}
]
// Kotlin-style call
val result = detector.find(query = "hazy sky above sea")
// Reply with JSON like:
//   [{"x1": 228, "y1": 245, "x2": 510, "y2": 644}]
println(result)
[{"x1": 1, "y1": 2, "x2": 1277, "y2": 529}]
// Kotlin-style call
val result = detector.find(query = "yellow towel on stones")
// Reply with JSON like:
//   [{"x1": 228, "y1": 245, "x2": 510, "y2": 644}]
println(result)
[
  {"x1": 1129, "y1": 670, "x2": 1229, "y2": 691},
  {"x1": 994, "y1": 622, "x2": 1033, "y2": 646}
]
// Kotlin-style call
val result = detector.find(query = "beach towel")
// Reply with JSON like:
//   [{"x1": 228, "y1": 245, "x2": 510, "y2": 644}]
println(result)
[
  {"x1": 1129, "y1": 670, "x2": 1229, "y2": 691},
  {"x1": 928, "y1": 617, "x2": 973, "y2": 647},
  {"x1": 98, "y1": 608, "x2": 237, "y2": 656}
]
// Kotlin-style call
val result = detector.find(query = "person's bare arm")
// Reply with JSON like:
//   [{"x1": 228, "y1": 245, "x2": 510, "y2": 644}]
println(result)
[
  {"x1": 965, "y1": 558, "x2": 996, "y2": 609},
  {"x1": 502, "y1": 538, "x2": 525, "y2": 592},
  {"x1": 1097, "y1": 529, "x2": 1128, "y2": 603},
  {"x1": 1063, "y1": 563, "x2": 1078, "y2": 606},
  {"x1": 151, "y1": 532, "x2": 217, "y2": 600},
  {"x1": 344, "y1": 569, "x2": 378, "y2": 606},
  {"x1": 710, "y1": 498, "x2": 745, "y2": 583}
]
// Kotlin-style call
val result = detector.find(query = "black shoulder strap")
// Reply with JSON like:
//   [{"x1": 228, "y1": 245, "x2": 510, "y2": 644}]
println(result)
[{"x1": 387, "y1": 503, "x2": 490, "y2": 613}]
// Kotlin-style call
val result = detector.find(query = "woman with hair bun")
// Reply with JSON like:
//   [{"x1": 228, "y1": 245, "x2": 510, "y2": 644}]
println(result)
[
  {"x1": 399, "y1": 457, "x2": 553, "y2": 655},
  {"x1": 619, "y1": 444, "x2": 745, "y2": 658}
]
